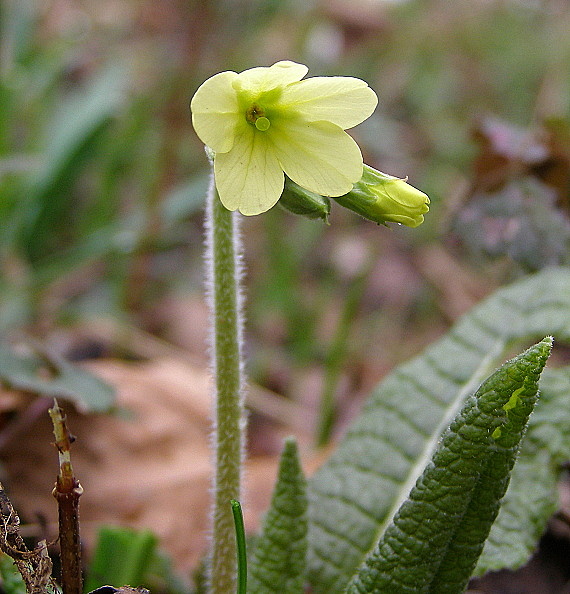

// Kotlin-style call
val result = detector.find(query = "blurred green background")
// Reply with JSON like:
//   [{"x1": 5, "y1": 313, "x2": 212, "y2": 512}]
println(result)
[{"x1": 1, "y1": 0, "x2": 570, "y2": 415}]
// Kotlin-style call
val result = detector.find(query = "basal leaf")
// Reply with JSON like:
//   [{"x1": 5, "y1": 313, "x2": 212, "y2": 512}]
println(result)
[
  {"x1": 248, "y1": 437, "x2": 307, "y2": 594},
  {"x1": 472, "y1": 451, "x2": 556, "y2": 577},
  {"x1": 346, "y1": 338, "x2": 551, "y2": 593},
  {"x1": 307, "y1": 267, "x2": 570, "y2": 593},
  {"x1": 527, "y1": 366, "x2": 570, "y2": 463},
  {"x1": 473, "y1": 364, "x2": 570, "y2": 575}
]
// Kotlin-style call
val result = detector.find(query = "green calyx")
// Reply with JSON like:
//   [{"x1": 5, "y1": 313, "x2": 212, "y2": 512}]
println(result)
[
  {"x1": 279, "y1": 177, "x2": 331, "y2": 222},
  {"x1": 274, "y1": 166, "x2": 429, "y2": 226},
  {"x1": 333, "y1": 165, "x2": 430, "y2": 227}
]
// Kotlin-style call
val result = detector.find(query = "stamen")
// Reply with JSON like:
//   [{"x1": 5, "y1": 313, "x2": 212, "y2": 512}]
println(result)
[{"x1": 246, "y1": 104, "x2": 270, "y2": 130}]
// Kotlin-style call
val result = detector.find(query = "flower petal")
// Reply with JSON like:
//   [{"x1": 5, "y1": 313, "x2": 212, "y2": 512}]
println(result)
[
  {"x1": 234, "y1": 61, "x2": 308, "y2": 94},
  {"x1": 281, "y1": 77, "x2": 378, "y2": 129},
  {"x1": 191, "y1": 71, "x2": 239, "y2": 152},
  {"x1": 214, "y1": 125, "x2": 284, "y2": 215},
  {"x1": 270, "y1": 119, "x2": 363, "y2": 197}
]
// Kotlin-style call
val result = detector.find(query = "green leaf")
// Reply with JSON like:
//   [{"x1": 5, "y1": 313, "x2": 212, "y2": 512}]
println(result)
[
  {"x1": 527, "y1": 366, "x2": 570, "y2": 463},
  {"x1": 346, "y1": 338, "x2": 551, "y2": 594},
  {"x1": 230, "y1": 500, "x2": 247, "y2": 594},
  {"x1": 248, "y1": 437, "x2": 308, "y2": 594},
  {"x1": 0, "y1": 553, "x2": 26, "y2": 594},
  {"x1": 473, "y1": 364, "x2": 570, "y2": 575},
  {"x1": 472, "y1": 450, "x2": 556, "y2": 577},
  {"x1": 0, "y1": 0, "x2": 38, "y2": 66},
  {"x1": 0, "y1": 342, "x2": 115, "y2": 412},
  {"x1": 16, "y1": 64, "x2": 126, "y2": 263},
  {"x1": 307, "y1": 267, "x2": 570, "y2": 593},
  {"x1": 84, "y1": 526, "x2": 157, "y2": 592}
]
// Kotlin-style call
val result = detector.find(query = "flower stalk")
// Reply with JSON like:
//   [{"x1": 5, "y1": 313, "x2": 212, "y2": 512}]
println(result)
[{"x1": 204, "y1": 170, "x2": 245, "y2": 593}]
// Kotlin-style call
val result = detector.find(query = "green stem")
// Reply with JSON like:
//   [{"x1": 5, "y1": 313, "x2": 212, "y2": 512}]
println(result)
[{"x1": 205, "y1": 172, "x2": 245, "y2": 593}]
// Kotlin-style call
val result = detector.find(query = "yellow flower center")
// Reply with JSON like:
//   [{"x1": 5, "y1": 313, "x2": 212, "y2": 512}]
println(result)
[{"x1": 246, "y1": 104, "x2": 271, "y2": 131}]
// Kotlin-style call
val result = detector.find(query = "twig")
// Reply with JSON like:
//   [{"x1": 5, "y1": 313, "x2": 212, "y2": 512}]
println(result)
[
  {"x1": 49, "y1": 400, "x2": 83, "y2": 594},
  {"x1": 0, "y1": 484, "x2": 53, "y2": 594}
]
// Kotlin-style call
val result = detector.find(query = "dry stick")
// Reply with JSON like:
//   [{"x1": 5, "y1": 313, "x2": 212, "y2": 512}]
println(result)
[
  {"x1": 0, "y1": 484, "x2": 53, "y2": 594},
  {"x1": 49, "y1": 400, "x2": 83, "y2": 594}
]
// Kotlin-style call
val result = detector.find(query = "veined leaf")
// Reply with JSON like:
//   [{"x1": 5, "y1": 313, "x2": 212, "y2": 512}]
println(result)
[
  {"x1": 473, "y1": 364, "x2": 570, "y2": 575},
  {"x1": 346, "y1": 338, "x2": 551, "y2": 593},
  {"x1": 248, "y1": 437, "x2": 307, "y2": 594},
  {"x1": 307, "y1": 267, "x2": 570, "y2": 593}
]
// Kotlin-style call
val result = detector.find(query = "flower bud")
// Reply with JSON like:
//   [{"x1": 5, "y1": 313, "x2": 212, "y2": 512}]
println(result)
[
  {"x1": 333, "y1": 165, "x2": 430, "y2": 227},
  {"x1": 279, "y1": 177, "x2": 331, "y2": 222}
]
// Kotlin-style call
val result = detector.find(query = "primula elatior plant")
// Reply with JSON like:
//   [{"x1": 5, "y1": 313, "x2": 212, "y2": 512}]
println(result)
[{"x1": 191, "y1": 61, "x2": 559, "y2": 594}]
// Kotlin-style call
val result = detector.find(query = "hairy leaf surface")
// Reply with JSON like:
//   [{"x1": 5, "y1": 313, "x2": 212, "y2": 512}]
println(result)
[
  {"x1": 307, "y1": 267, "x2": 570, "y2": 593},
  {"x1": 473, "y1": 365, "x2": 570, "y2": 575},
  {"x1": 249, "y1": 437, "x2": 307, "y2": 594},
  {"x1": 346, "y1": 339, "x2": 551, "y2": 593}
]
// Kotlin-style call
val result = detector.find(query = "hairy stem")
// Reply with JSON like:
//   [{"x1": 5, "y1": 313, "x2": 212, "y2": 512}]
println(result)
[{"x1": 205, "y1": 172, "x2": 245, "y2": 593}]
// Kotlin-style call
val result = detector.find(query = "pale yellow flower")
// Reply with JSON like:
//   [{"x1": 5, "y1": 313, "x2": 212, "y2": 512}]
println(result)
[{"x1": 191, "y1": 61, "x2": 378, "y2": 215}]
